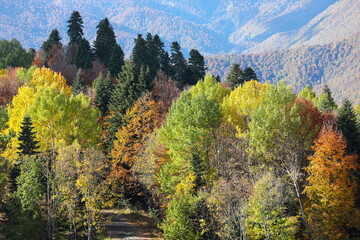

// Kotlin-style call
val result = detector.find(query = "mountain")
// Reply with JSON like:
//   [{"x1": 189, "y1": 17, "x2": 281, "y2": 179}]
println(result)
[
  {"x1": 206, "y1": 32, "x2": 360, "y2": 103},
  {"x1": 0, "y1": 0, "x2": 359, "y2": 55}
]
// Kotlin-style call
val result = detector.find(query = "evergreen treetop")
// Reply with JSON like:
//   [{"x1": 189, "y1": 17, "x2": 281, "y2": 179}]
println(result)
[
  {"x1": 72, "y1": 69, "x2": 85, "y2": 95},
  {"x1": 17, "y1": 116, "x2": 39, "y2": 155},
  {"x1": 94, "y1": 17, "x2": 116, "y2": 67},
  {"x1": 67, "y1": 11, "x2": 84, "y2": 45}
]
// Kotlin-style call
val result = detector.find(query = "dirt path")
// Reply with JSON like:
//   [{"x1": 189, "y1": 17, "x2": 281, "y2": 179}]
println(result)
[{"x1": 103, "y1": 209, "x2": 160, "y2": 240}]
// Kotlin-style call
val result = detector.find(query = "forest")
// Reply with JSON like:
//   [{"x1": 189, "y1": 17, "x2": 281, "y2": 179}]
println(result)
[{"x1": 1, "y1": 10, "x2": 360, "y2": 240}]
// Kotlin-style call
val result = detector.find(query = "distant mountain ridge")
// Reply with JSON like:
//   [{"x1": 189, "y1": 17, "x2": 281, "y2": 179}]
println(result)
[
  {"x1": 0, "y1": 0, "x2": 359, "y2": 55},
  {"x1": 206, "y1": 32, "x2": 360, "y2": 103}
]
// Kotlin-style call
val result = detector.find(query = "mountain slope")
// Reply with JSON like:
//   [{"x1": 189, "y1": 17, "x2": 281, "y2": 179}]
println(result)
[
  {"x1": 0, "y1": 0, "x2": 358, "y2": 55},
  {"x1": 206, "y1": 32, "x2": 360, "y2": 103}
]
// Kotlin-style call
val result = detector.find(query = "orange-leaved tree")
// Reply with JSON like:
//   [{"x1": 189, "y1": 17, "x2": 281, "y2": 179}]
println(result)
[
  {"x1": 110, "y1": 94, "x2": 165, "y2": 195},
  {"x1": 304, "y1": 124, "x2": 359, "y2": 239}
]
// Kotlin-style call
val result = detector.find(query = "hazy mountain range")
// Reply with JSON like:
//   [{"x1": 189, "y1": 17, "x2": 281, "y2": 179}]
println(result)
[{"x1": 1, "y1": 0, "x2": 359, "y2": 55}]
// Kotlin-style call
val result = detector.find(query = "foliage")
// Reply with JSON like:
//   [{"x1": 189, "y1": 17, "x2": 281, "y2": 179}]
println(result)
[
  {"x1": 222, "y1": 80, "x2": 267, "y2": 136},
  {"x1": 94, "y1": 18, "x2": 116, "y2": 68},
  {"x1": 72, "y1": 68, "x2": 85, "y2": 95},
  {"x1": 304, "y1": 125, "x2": 359, "y2": 239},
  {"x1": 0, "y1": 39, "x2": 32, "y2": 69},
  {"x1": 17, "y1": 116, "x2": 39, "y2": 155},
  {"x1": 67, "y1": 11, "x2": 84, "y2": 45}
]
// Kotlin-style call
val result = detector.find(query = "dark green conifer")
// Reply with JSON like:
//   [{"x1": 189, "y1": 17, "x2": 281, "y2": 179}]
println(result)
[
  {"x1": 41, "y1": 29, "x2": 62, "y2": 66},
  {"x1": 170, "y1": 41, "x2": 187, "y2": 87},
  {"x1": 75, "y1": 38, "x2": 92, "y2": 69},
  {"x1": 17, "y1": 116, "x2": 39, "y2": 155},
  {"x1": 94, "y1": 18, "x2": 116, "y2": 67},
  {"x1": 338, "y1": 99, "x2": 360, "y2": 153},
  {"x1": 160, "y1": 51, "x2": 172, "y2": 77},
  {"x1": 109, "y1": 44, "x2": 125, "y2": 77},
  {"x1": 226, "y1": 63, "x2": 243, "y2": 89},
  {"x1": 242, "y1": 67, "x2": 258, "y2": 82},
  {"x1": 95, "y1": 72, "x2": 114, "y2": 117},
  {"x1": 72, "y1": 69, "x2": 85, "y2": 95},
  {"x1": 319, "y1": 84, "x2": 337, "y2": 112},
  {"x1": 187, "y1": 49, "x2": 206, "y2": 85},
  {"x1": 67, "y1": 11, "x2": 84, "y2": 45},
  {"x1": 132, "y1": 34, "x2": 149, "y2": 74},
  {"x1": 108, "y1": 60, "x2": 144, "y2": 149}
]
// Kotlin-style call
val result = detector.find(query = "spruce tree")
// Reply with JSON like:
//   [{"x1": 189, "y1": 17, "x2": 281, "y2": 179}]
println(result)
[
  {"x1": 132, "y1": 34, "x2": 149, "y2": 74},
  {"x1": 75, "y1": 38, "x2": 92, "y2": 69},
  {"x1": 187, "y1": 49, "x2": 206, "y2": 86},
  {"x1": 41, "y1": 29, "x2": 62, "y2": 65},
  {"x1": 72, "y1": 69, "x2": 85, "y2": 95},
  {"x1": 94, "y1": 18, "x2": 116, "y2": 68},
  {"x1": 338, "y1": 99, "x2": 360, "y2": 154},
  {"x1": 319, "y1": 84, "x2": 337, "y2": 112},
  {"x1": 17, "y1": 116, "x2": 39, "y2": 155},
  {"x1": 108, "y1": 60, "x2": 144, "y2": 149},
  {"x1": 95, "y1": 72, "x2": 114, "y2": 117},
  {"x1": 67, "y1": 11, "x2": 84, "y2": 45},
  {"x1": 226, "y1": 63, "x2": 243, "y2": 89},
  {"x1": 109, "y1": 43, "x2": 125, "y2": 77},
  {"x1": 170, "y1": 41, "x2": 187, "y2": 87},
  {"x1": 242, "y1": 67, "x2": 258, "y2": 82},
  {"x1": 161, "y1": 51, "x2": 172, "y2": 77}
]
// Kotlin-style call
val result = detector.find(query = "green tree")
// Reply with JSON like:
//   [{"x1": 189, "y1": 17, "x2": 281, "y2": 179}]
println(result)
[
  {"x1": 41, "y1": 29, "x2": 62, "y2": 65},
  {"x1": 67, "y1": 11, "x2": 84, "y2": 45},
  {"x1": 170, "y1": 41, "x2": 187, "y2": 87},
  {"x1": 75, "y1": 38, "x2": 92, "y2": 69},
  {"x1": 72, "y1": 68, "x2": 85, "y2": 95},
  {"x1": 242, "y1": 67, "x2": 258, "y2": 82},
  {"x1": 17, "y1": 116, "x2": 39, "y2": 155},
  {"x1": 109, "y1": 43, "x2": 124, "y2": 77},
  {"x1": 108, "y1": 60, "x2": 144, "y2": 146},
  {"x1": 132, "y1": 34, "x2": 149, "y2": 74},
  {"x1": 0, "y1": 39, "x2": 32, "y2": 69},
  {"x1": 226, "y1": 63, "x2": 243, "y2": 89},
  {"x1": 187, "y1": 49, "x2": 206, "y2": 85},
  {"x1": 93, "y1": 18, "x2": 116, "y2": 68},
  {"x1": 337, "y1": 99, "x2": 360, "y2": 153},
  {"x1": 318, "y1": 84, "x2": 337, "y2": 112},
  {"x1": 95, "y1": 72, "x2": 113, "y2": 117}
]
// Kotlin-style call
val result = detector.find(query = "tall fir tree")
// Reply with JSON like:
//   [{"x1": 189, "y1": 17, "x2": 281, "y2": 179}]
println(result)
[
  {"x1": 95, "y1": 72, "x2": 114, "y2": 117},
  {"x1": 75, "y1": 38, "x2": 92, "y2": 69},
  {"x1": 226, "y1": 63, "x2": 243, "y2": 89},
  {"x1": 94, "y1": 18, "x2": 116, "y2": 68},
  {"x1": 161, "y1": 51, "x2": 172, "y2": 77},
  {"x1": 109, "y1": 43, "x2": 125, "y2": 77},
  {"x1": 132, "y1": 34, "x2": 149, "y2": 75},
  {"x1": 242, "y1": 67, "x2": 258, "y2": 82},
  {"x1": 67, "y1": 11, "x2": 84, "y2": 45},
  {"x1": 170, "y1": 41, "x2": 187, "y2": 87},
  {"x1": 108, "y1": 60, "x2": 144, "y2": 149},
  {"x1": 187, "y1": 49, "x2": 206, "y2": 86},
  {"x1": 319, "y1": 84, "x2": 337, "y2": 112},
  {"x1": 72, "y1": 69, "x2": 85, "y2": 95},
  {"x1": 17, "y1": 116, "x2": 39, "y2": 155},
  {"x1": 41, "y1": 29, "x2": 62, "y2": 66}
]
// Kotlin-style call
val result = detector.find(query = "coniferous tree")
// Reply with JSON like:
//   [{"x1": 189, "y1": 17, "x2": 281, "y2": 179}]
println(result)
[
  {"x1": 319, "y1": 84, "x2": 337, "y2": 112},
  {"x1": 170, "y1": 41, "x2": 187, "y2": 87},
  {"x1": 72, "y1": 69, "x2": 85, "y2": 95},
  {"x1": 137, "y1": 65, "x2": 151, "y2": 92},
  {"x1": 187, "y1": 49, "x2": 206, "y2": 85},
  {"x1": 338, "y1": 99, "x2": 360, "y2": 154},
  {"x1": 242, "y1": 67, "x2": 258, "y2": 82},
  {"x1": 109, "y1": 60, "x2": 144, "y2": 148},
  {"x1": 41, "y1": 29, "x2": 62, "y2": 65},
  {"x1": 95, "y1": 72, "x2": 114, "y2": 117},
  {"x1": 94, "y1": 18, "x2": 116, "y2": 68},
  {"x1": 227, "y1": 63, "x2": 243, "y2": 89},
  {"x1": 109, "y1": 44, "x2": 125, "y2": 77},
  {"x1": 75, "y1": 38, "x2": 92, "y2": 69},
  {"x1": 67, "y1": 11, "x2": 84, "y2": 45},
  {"x1": 17, "y1": 116, "x2": 39, "y2": 155},
  {"x1": 161, "y1": 51, "x2": 172, "y2": 77},
  {"x1": 152, "y1": 34, "x2": 166, "y2": 74},
  {"x1": 132, "y1": 34, "x2": 149, "y2": 74}
]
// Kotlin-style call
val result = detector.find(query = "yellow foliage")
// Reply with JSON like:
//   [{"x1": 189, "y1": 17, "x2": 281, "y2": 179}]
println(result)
[
  {"x1": 175, "y1": 173, "x2": 196, "y2": 195},
  {"x1": 30, "y1": 67, "x2": 72, "y2": 96},
  {"x1": 221, "y1": 80, "x2": 267, "y2": 137},
  {"x1": 3, "y1": 86, "x2": 36, "y2": 159}
]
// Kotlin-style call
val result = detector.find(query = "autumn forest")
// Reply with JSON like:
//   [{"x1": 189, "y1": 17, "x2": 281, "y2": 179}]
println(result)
[{"x1": 1, "y1": 10, "x2": 360, "y2": 240}]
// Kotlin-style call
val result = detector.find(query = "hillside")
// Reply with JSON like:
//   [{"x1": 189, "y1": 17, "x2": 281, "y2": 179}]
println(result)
[
  {"x1": 0, "y1": 0, "x2": 359, "y2": 55},
  {"x1": 206, "y1": 32, "x2": 360, "y2": 104}
]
